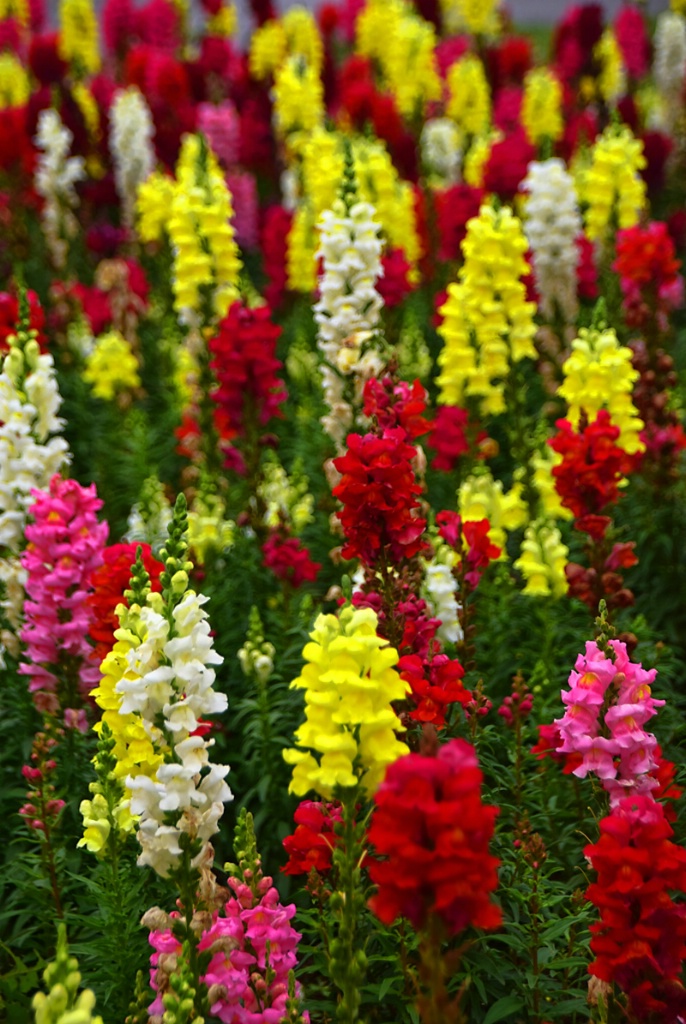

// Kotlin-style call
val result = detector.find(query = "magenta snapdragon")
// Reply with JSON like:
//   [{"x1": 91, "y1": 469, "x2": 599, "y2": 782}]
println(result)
[
  {"x1": 148, "y1": 875, "x2": 306, "y2": 1023},
  {"x1": 19, "y1": 474, "x2": 108, "y2": 728},
  {"x1": 555, "y1": 639, "x2": 664, "y2": 805}
]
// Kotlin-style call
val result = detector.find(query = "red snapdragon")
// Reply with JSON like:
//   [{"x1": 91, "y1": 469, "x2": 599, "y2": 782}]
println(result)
[
  {"x1": 368, "y1": 738, "x2": 501, "y2": 935},
  {"x1": 333, "y1": 428, "x2": 427, "y2": 567},
  {"x1": 585, "y1": 796, "x2": 686, "y2": 1023}
]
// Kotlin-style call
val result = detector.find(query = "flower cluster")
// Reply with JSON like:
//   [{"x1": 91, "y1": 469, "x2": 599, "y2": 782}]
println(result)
[
  {"x1": 138, "y1": 134, "x2": 242, "y2": 326},
  {"x1": 90, "y1": 504, "x2": 232, "y2": 875},
  {"x1": 82, "y1": 330, "x2": 141, "y2": 400},
  {"x1": 550, "y1": 412, "x2": 637, "y2": 529},
  {"x1": 457, "y1": 469, "x2": 527, "y2": 554},
  {"x1": 314, "y1": 187, "x2": 384, "y2": 449},
  {"x1": 122, "y1": 582, "x2": 232, "y2": 876},
  {"x1": 613, "y1": 221, "x2": 683, "y2": 331},
  {"x1": 0, "y1": 321, "x2": 70, "y2": 554},
  {"x1": 109, "y1": 86, "x2": 155, "y2": 228},
  {"x1": 653, "y1": 11, "x2": 686, "y2": 104},
  {"x1": 32, "y1": 924, "x2": 103, "y2": 1024},
  {"x1": 367, "y1": 738, "x2": 501, "y2": 935},
  {"x1": 579, "y1": 125, "x2": 646, "y2": 244},
  {"x1": 522, "y1": 158, "x2": 582, "y2": 323},
  {"x1": 514, "y1": 519, "x2": 569, "y2": 599},
  {"x1": 282, "y1": 799, "x2": 342, "y2": 876},
  {"x1": 555, "y1": 639, "x2": 664, "y2": 805},
  {"x1": 283, "y1": 605, "x2": 409, "y2": 799},
  {"x1": 58, "y1": 0, "x2": 100, "y2": 75},
  {"x1": 19, "y1": 729, "x2": 65, "y2": 836},
  {"x1": 437, "y1": 202, "x2": 537, "y2": 417},
  {"x1": 557, "y1": 325, "x2": 645, "y2": 456},
  {"x1": 397, "y1": 652, "x2": 471, "y2": 728},
  {"x1": 148, "y1": 866, "x2": 306, "y2": 1022},
  {"x1": 356, "y1": 0, "x2": 440, "y2": 120},
  {"x1": 20, "y1": 475, "x2": 108, "y2": 728},
  {"x1": 585, "y1": 796, "x2": 686, "y2": 1022},
  {"x1": 262, "y1": 530, "x2": 321, "y2": 589},
  {"x1": 520, "y1": 68, "x2": 563, "y2": 146},
  {"x1": 333, "y1": 428, "x2": 427, "y2": 567},
  {"x1": 209, "y1": 300, "x2": 286, "y2": 468},
  {"x1": 87, "y1": 541, "x2": 163, "y2": 665},
  {"x1": 446, "y1": 54, "x2": 491, "y2": 136},
  {"x1": 34, "y1": 108, "x2": 85, "y2": 268}
]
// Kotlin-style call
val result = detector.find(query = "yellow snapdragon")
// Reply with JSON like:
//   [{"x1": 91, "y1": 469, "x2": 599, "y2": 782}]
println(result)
[
  {"x1": 357, "y1": 0, "x2": 440, "y2": 119},
  {"x1": 446, "y1": 55, "x2": 491, "y2": 137},
  {"x1": 249, "y1": 8, "x2": 322, "y2": 79},
  {"x1": 82, "y1": 330, "x2": 141, "y2": 400},
  {"x1": 272, "y1": 56, "x2": 324, "y2": 141},
  {"x1": 91, "y1": 603, "x2": 167, "y2": 784},
  {"x1": 459, "y1": 470, "x2": 528, "y2": 552},
  {"x1": 521, "y1": 68, "x2": 563, "y2": 146},
  {"x1": 187, "y1": 494, "x2": 235, "y2": 564},
  {"x1": 578, "y1": 125, "x2": 646, "y2": 242},
  {"x1": 0, "y1": 53, "x2": 29, "y2": 109},
  {"x1": 206, "y1": 1, "x2": 237, "y2": 37},
  {"x1": 558, "y1": 325, "x2": 645, "y2": 455},
  {"x1": 283, "y1": 607, "x2": 410, "y2": 799},
  {"x1": 0, "y1": 0, "x2": 28, "y2": 24},
  {"x1": 463, "y1": 131, "x2": 499, "y2": 188},
  {"x1": 527, "y1": 448, "x2": 574, "y2": 521},
  {"x1": 167, "y1": 134, "x2": 242, "y2": 322},
  {"x1": 249, "y1": 19, "x2": 287, "y2": 79},
  {"x1": 437, "y1": 202, "x2": 537, "y2": 416},
  {"x1": 58, "y1": 0, "x2": 100, "y2": 76},
  {"x1": 440, "y1": 0, "x2": 501, "y2": 35},
  {"x1": 136, "y1": 172, "x2": 175, "y2": 243},
  {"x1": 514, "y1": 520, "x2": 569, "y2": 598},
  {"x1": 595, "y1": 29, "x2": 626, "y2": 105}
]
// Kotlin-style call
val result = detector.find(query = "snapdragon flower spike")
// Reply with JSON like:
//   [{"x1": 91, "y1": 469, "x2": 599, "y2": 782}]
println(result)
[
  {"x1": 613, "y1": 221, "x2": 684, "y2": 332},
  {"x1": 333, "y1": 428, "x2": 427, "y2": 568},
  {"x1": 19, "y1": 474, "x2": 108, "y2": 728},
  {"x1": 313, "y1": 147, "x2": 385, "y2": 449},
  {"x1": 282, "y1": 799, "x2": 343, "y2": 877},
  {"x1": 584, "y1": 795, "x2": 686, "y2": 1023},
  {"x1": 283, "y1": 605, "x2": 409, "y2": 800},
  {"x1": 521, "y1": 158, "x2": 581, "y2": 323},
  {"x1": 0, "y1": 313, "x2": 70, "y2": 553},
  {"x1": 554, "y1": 639, "x2": 664, "y2": 805},
  {"x1": 115, "y1": 497, "x2": 232, "y2": 878},
  {"x1": 148, "y1": 848, "x2": 307, "y2": 1020},
  {"x1": 368, "y1": 738, "x2": 501, "y2": 936},
  {"x1": 109, "y1": 86, "x2": 155, "y2": 228}
]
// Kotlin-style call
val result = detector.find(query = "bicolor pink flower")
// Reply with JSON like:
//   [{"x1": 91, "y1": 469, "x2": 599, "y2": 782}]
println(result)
[{"x1": 555, "y1": 640, "x2": 664, "y2": 805}]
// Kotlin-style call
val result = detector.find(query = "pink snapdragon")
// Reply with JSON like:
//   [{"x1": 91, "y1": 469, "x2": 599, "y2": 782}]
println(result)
[
  {"x1": 19, "y1": 474, "x2": 108, "y2": 726},
  {"x1": 148, "y1": 875, "x2": 306, "y2": 1023},
  {"x1": 555, "y1": 640, "x2": 664, "y2": 805}
]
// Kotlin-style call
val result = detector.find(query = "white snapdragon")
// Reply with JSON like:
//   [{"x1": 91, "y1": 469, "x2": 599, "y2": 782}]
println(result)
[
  {"x1": 654, "y1": 12, "x2": 686, "y2": 102},
  {"x1": 522, "y1": 158, "x2": 582, "y2": 324},
  {"x1": 34, "y1": 109, "x2": 85, "y2": 268},
  {"x1": 313, "y1": 197, "x2": 385, "y2": 448},
  {"x1": 0, "y1": 336, "x2": 70, "y2": 662},
  {"x1": 110, "y1": 86, "x2": 156, "y2": 228},
  {"x1": 0, "y1": 341, "x2": 70, "y2": 553},
  {"x1": 421, "y1": 117, "x2": 462, "y2": 185},
  {"x1": 119, "y1": 587, "x2": 232, "y2": 878},
  {"x1": 423, "y1": 561, "x2": 463, "y2": 646}
]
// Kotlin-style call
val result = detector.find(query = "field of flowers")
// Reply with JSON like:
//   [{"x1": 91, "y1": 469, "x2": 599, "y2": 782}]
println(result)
[{"x1": 2, "y1": 0, "x2": 686, "y2": 1021}]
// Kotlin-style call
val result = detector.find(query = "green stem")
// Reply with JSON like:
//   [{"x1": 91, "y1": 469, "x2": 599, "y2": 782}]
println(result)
[{"x1": 330, "y1": 787, "x2": 367, "y2": 1024}]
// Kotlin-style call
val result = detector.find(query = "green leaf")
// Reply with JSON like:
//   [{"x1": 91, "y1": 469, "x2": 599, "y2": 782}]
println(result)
[{"x1": 482, "y1": 995, "x2": 525, "y2": 1024}]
